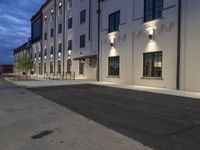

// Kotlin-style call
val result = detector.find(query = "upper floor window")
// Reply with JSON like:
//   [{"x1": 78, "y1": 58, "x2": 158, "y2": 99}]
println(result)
[
  {"x1": 44, "y1": 32, "x2": 47, "y2": 40},
  {"x1": 68, "y1": 40, "x2": 72, "y2": 50},
  {"x1": 80, "y1": 34, "x2": 86, "y2": 48},
  {"x1": 108, "y1": 11, "x2": 120, "y2": 33},
  {"x1": 68, "y1": 17, "x2": 73, "y2": 29},
  {"x1": 143, "y1": 52, "x2": 162, "y2": 77},
  {"x1": 58, "y1": 43, "x2": 62, "y2": 53},
  {"x1": 58, "y1": 23, "x2": 62, "y2": 34},
  {"x1": 80, "y1": 9, "x2": 86, "y2": 24},
  {"x1": 144, "y1": 0, "x2": 163, "y2": 22},
  {"x1": 51, "y1": 28, "x2": 54, "y2": 37},
  {"x1": 68, "y1": 0, "x2": 72, "y2": 9}
]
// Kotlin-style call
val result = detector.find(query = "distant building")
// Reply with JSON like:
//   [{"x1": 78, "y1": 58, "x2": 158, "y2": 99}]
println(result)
[
  {"x1": 13, "y1": 39, "x2": 32, "y2": 73},
  {"x1": 0, "y1": 64, "x2": 13, "y2": 73}
]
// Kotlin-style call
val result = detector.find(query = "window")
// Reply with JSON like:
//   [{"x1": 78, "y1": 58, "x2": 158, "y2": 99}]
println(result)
[
  {"x1": 51, "y1": 46, "x2": 54, "y2": 54},
  {"x1": 58, "y1": 43, "x2": 62, "y2": 53},
  {"x1": 144, "y1": 0, "x2": 163, "y2": 22},
  {"x1": 44, "y1": 62, "x2": 46, "y2": 74},
  {"x1": 44, "y1": 48, "x2": 47, "y2": 56},
  {"x1": 68, "y1": 17, "x2": 73, "y2": 29},
  {"x1": 58, "y1": 23, "x2": 62, "y2": 34},
  {"x1": 51, "y1": 28, "x2": 54, "y2": 37},
  {"x1": 50, "y1": 9, "x2": 54, "y2": 22},
  {"x1": 80, "y1": 34, "x2": 86, "y2": 48},
  {"x1": 68, "y1": 0, "x2": 72, "y2": 8},
  {"x1": 58, "y1": 60, "x2": 61, "y2": 74},
  {"x1": 80, "y1": 9, "x2": 86, "y2": 24},
  {"x1": 50, "y1": 61, "x2": 53, "y2": 74},
  {"x1": 109, "y1": 11, "x2": 120, "y2": 33},
  {"x1": 143, "y1": 52, "x2": 162, "y2": 77},
  {"x1": 108, "y1": 56, "x2": 120, "y2": 76},
  {"x1": 44, "y1": 32, "x2": 47, "y2": 40},
  {"x1": 79, "y1": 61, "x2": 84, "y2": 74},
  {"x1": 68, "y1": 40, "x2": 72, "y2": 50}
]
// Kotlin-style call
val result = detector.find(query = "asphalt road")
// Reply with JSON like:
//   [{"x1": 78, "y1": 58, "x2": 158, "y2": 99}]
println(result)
[{"x1": 29, "y1": 84, "x2": 200, "y2": 150}]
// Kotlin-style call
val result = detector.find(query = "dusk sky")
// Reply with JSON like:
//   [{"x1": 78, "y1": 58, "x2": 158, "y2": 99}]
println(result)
[{"x1": 0, "y1": 0, "x2": 45, "y2": 64}]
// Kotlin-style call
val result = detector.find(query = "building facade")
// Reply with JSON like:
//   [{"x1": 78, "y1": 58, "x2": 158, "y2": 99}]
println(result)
[
  {"x1": 40, "y1": 0, "x2": 98, "y2": 80},
  {"x1": 99, "y1": 0, "x2": 200, "y2": 92},
  {"x1": 13, "y1": 40, "x2": 32, "y2": 73}
]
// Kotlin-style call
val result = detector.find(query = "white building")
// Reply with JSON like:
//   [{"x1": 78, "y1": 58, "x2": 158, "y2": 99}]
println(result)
[
  {"x1": 39, "y1": 0, "x2": 98, "y2": 80},
  {"x1": 99, "y1": 0, "x2": 200, "y2": 92}
]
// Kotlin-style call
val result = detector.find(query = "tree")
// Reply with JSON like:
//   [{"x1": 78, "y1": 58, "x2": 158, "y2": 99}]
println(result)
[{"x1": 15, "y1": 55, "x2": 33, "y2": 80}]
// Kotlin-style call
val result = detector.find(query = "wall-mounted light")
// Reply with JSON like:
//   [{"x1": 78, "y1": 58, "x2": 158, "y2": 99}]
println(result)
[
  {"x1": 51, "y1": 54, "x2": 53, "y2": 58},
  {"x1": 58, "y1": 52, "x2": 61, "y2": 57},
  {"x1": 80, "y1": 52, "x2": 83, "y2": 57},
  {"x1": 51, "y1": 9, "x2": 54, "y2": 14},
  {"x1": 147, "y1": 26, "x2": 155, "y2": 40},
  {"x1": 44, "y1": 55, "x2": 47, "y2": 60},
  {"x1": 59, "y1": 1, "x2": 62, "y2": 7},
  {"x1": 68, "y1": 55, "x2": 70, "y2": 59},
  {"x1": 68, "y1": 50, "x2": 72, "y2": 55},
  {"x1": 110, "y1": 42, "x2": 114, "y2": 48},
  {"x1": 44, "y1": 15, "x2": 47, "y2": 20}
]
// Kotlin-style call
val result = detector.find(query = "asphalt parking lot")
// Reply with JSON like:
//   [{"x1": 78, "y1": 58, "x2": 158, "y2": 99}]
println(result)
[{"x1": 29, "y1": 84, "x2": 200, "y2": 150}]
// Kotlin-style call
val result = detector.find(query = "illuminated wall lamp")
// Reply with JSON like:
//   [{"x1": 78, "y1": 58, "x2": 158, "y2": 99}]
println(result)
[
  {"x1": 58, "y1": 52, "x2": 61, "y2": 57},
  {"x1": 147, "y1": 27, "x2": 155, "y2": 40},
  {"x1": 68, "y1": 55, "x2": 70, "y2": 59},
  {"x1": 68, "y1": 50, "x2": 72, "y2": 55}
]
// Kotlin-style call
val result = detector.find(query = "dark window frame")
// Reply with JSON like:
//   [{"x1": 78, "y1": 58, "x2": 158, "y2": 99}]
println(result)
[
  {"x1": 108, "y1": 56, "x2": 120, "y2": 76},
  {"x1": 80, "y1": 9, "x2": 86, "y2": 24},
  {"x1": 144, "y1": 0, "x2": 163, "y2": 22},
  {"x1": 143, "y1": 51, "x2": 162, "y2": 77},
  {"x1": 108, "y1": 10, "x2": 120, "y2": 33},
  {"x1": 68, "y1": 17, "x2": 73, "y2": 29},
  {"x1": 58, "y1": 23, "x2": 62, "y2": 34},
  {"x1": 80, "y1": 34, "x2": 86, "y2": 48},
  {"x1": 68, "y1": 40, "x2": 72, "y2": 50}
]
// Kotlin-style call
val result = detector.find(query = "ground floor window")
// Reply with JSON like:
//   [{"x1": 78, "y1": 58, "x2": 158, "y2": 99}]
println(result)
[
  {"x1": 58, "y1": 60, "x2": 61, "y2": 74},
  {"x1": 79, "y1": 61, "x2": 84, "y2": 74},
  {"x1": 67, "y1": 59, "x2": 72, "y2": 73},
  {"x1": 108, "y1": 56, "x2": 120, "y2": 76},
  {"x1": 50, "y1": 61, "x2": 53, "y2": 74},
  {"x1": 143, "y1": 52, "x2": 162, "y2": 77},
  {"x1": 44, "y1": 62, "x2": 46, "y2": 74}
]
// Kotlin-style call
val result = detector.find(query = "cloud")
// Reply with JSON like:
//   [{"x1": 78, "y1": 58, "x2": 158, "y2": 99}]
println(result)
[{"x1": 0, "y1": 0, "x2": 45, "y2": 64}]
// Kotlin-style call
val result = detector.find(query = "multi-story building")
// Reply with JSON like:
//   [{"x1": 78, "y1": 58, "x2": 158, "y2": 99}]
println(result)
[
  {"x1": 31, "y1": 10, "x2": 43, "y2": 76},
  {"x1": 14, "y1": 0, "x2": 200, "y2": 92},
  {"x1": 99, "y1": 0, "x2": 200, "y2": 92},
  {"x1": 40, "y1": 0, "x2": 98, "y2": 80},
  {"x1": 13, "y1": 39, "x2": 32, "y2": 73}
]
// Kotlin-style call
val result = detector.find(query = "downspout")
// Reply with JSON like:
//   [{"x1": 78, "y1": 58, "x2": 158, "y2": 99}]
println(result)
[
  {"x1": 62, "y1": 0, "x2": 66, "y2": 79},
  {"x1": 54, "y1": 0, "x2": 57, "y2": 77},
  {"x1": 97, "y1": 0, "x2": 101, "y2": 81},
  {"x1": 176, "y1": 0, "x2": 182, "y2": 90}
]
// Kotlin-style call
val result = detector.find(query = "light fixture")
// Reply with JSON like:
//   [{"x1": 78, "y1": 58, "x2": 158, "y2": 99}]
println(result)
[
  {"x1": 51, "y1": 54, "x2": 53, "y2": 58},
  {"x1": 68, "y1": 55, "x2": 70, "y2": 59},
  {"x1": 58, "y1": 52, "x2": 61, "y2": 57},
  {"x1": 110, "y1": 42, "x2": 114, "y2": 48},
  {"x1": 51, "y1": 9, "x2": 54, "y2": 14},
  {"x1": 59, "y1": 1, "x2": 62, "y2": 7},
  {"x1": 44, "y1": 55, "x2": 47, "y2": 60},
  {"x1": 68, "y1": 50, "x2": 72, "y2": 55},
  {"x1": 147, "y1": 26, "x2": 155, "y2": 40},
  {"x1": 44, "y1": 15, "x2": 47, "y2": 19},
  {"x1": 80, "y1": 52, "x2": 83, "y2": 57}
]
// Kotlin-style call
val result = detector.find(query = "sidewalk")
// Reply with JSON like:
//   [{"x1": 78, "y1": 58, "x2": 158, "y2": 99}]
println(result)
[
  {"x1": 8, "y1": 78, "x2": 200, "y2": 99},
  {"x1": 0, "y1": 79, "x2": 151, "y2": 150}
]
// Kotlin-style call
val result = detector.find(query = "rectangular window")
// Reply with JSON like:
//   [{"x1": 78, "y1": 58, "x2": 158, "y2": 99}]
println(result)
[
  {"x1": 143, "y1": 52, "x2": 162, "y2": 77},
  {"x1": 58, "y1": 43, "x2": 62, "y2": 53},
  {"x1": 144, "y1": 0, "x2": 163, "y2": 22},
  {"x1": 51, "y1": 46, "x2": 54, "y2": 54},
  {"x1": 79, "y1": 61, "x2": 84, "y2": 74},
  {"x1": 51, "y1": 28, "x2": 54, "y2": 37},
  {"x1": 80, "y1": 9, "x2": 86, "y2": 24},
  {"x1": 68, "y1": 0, "x2": 72, "y2": 8},
  {"x1": 58, "y1": 23, "x2": 62, "y2": 34},
  {"x1": 68, "y1": 17, "x2": 73, "y2": 29},
  {"x1": 108, "y1": 56, "x2": 120, "y2": 76},
  {"x1": 44, "y1": 32, "x2": 47, "y2": 40},
  {"x1": 68, "y1": 40, "x2": 72, "y2": 50},
  {"x1": 44, "y1": 48, "x2": 47, "y2": 56},
  {"x1": 80, "y1": 34, "x2": 86, "y2": 48},
  {"x1": 108, "y1": 11, "x2": 120, "y2": 33}
]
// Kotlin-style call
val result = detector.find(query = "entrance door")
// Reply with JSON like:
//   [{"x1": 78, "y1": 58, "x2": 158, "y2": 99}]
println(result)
[{"x1": 67, "y1": 59, "x2": 72, "y2": 73}]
